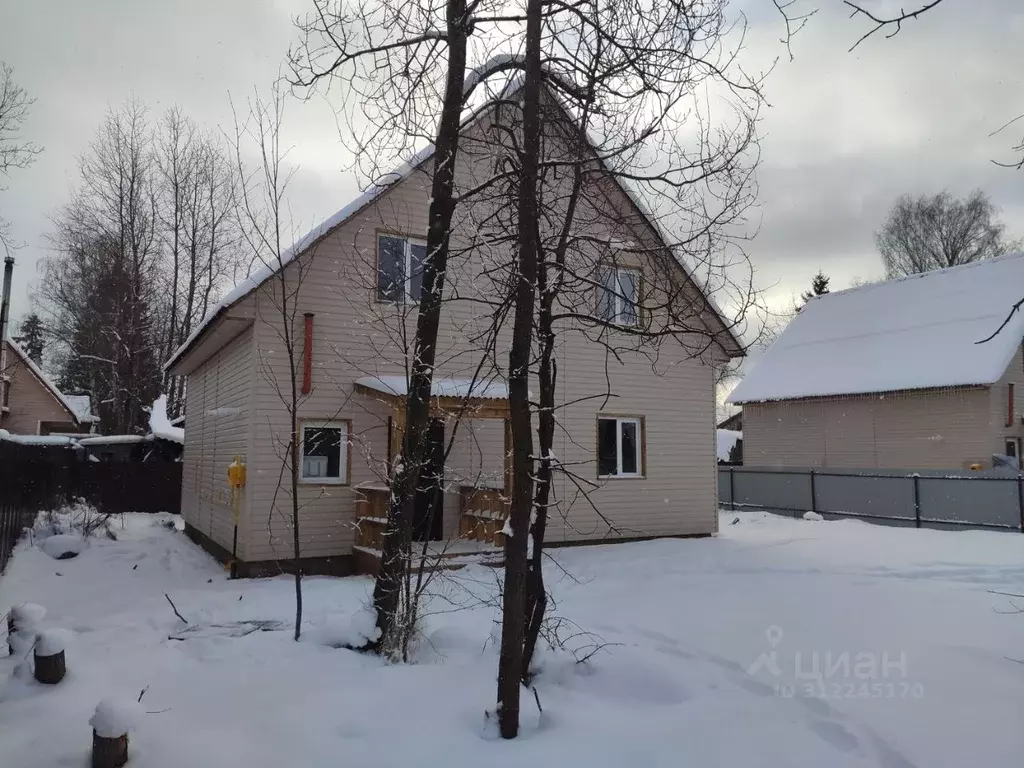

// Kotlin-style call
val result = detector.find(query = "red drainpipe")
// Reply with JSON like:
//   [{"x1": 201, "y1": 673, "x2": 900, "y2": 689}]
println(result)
[{"x1": 302, "y1": 313, "x2": 314, "y2": 395}]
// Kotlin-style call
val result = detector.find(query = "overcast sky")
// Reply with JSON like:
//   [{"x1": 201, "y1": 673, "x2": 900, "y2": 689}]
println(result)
[{"x1": 1, "y1": 0, "x2": 1022, "y2": 325}]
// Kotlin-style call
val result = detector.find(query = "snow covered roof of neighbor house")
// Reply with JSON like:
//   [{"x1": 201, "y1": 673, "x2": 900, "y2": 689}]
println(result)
[
  {"x1": 3, "y1": 339, "x2": 83, "y2": 424},
  {"x1": 62, "y1": 394, "x2": 98, "y2": 424},
  {"x1": 355, "y1": 375, "x2": 510, "y2": 400},
  {"x1": 728, "y1": 253, "x2": 1024, "y2": 403},
  {"x1": 149, "y1": 395, "x2": 184, "y2": 444},
  {"x1": 166, "y1": 83, "x2": 742, "y2": 374}
]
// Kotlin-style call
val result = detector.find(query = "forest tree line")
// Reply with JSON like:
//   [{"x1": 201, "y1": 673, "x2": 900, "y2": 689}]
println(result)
[{"x1": 19, "y1": 100, "x2": 245, "y2": 433}]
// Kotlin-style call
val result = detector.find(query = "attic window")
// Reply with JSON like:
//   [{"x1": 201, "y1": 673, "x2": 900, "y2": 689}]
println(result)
[
  {"x1": 597, "y1": 267, "x2": 639, "y2": 327},
  {"x1": 378, "y1": 235, "x2": 427, "y2": 303}
]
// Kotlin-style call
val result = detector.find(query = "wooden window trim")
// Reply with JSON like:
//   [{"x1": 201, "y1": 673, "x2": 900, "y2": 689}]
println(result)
[
  {"x1": 375, "y1": 230, "x2": 428, "y2": 305},
  {"x1": 596, "y1": 414, "x2": 646, "y2": 479},
  {"x1": 1008, "y1": 383, "x2": 1016, "y2": 428},
  {"x1": 299, "y1": 419, "x2": 352, "y2": 485}
]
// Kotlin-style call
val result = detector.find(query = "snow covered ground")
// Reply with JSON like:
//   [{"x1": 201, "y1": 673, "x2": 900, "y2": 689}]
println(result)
[{"x1": 2, "y1": 510, "x2": 1023, "y2": 767}]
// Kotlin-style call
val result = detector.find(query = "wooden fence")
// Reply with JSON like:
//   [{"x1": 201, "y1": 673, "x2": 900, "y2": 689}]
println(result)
[{"x1": 0, "y1": 442, "x2": 182, "y2": 573}]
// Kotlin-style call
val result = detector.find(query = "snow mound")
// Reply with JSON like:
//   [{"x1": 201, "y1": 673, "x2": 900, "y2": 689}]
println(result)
[
  {"x1": 315, "y1": 607, "x2": 381, "y2": 649},
  {"x1": 40, "y1": 534, "x2": 85, "y2": 560},
  {"x1": 9, "y1": 602, "x2": 46, "y2": 629},
  {"x1": 89, "y1": 698, "x2": 144, "y2": 738},
  {"x1": 802, "y1": 511, "x2": 823, "y2": 521},
  {"x1": 35, "y1": 628, "x2": 72, "y2": 656}
]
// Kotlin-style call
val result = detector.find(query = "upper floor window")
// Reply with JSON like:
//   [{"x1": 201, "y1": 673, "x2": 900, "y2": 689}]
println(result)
[
  {"x1": 378, "y1": 234, "x2": 427, "y2": 303},
  {"x1": 596, "y1": 266, "x2": 639, "y2": 327}
]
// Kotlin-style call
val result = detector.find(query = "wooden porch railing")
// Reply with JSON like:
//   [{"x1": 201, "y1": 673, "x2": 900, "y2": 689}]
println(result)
[{"x1": 458, "y1": 486, "x2": 508, "y2": 547}]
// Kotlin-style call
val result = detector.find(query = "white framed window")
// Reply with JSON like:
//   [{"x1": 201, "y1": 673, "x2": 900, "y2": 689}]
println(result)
[
  {"x1": 300, "y1": 421, "x2": 349, "y2": 484},
  {"x1": 597, "y1": 266, "x2": 639, "y2": 327},
  {"x1": 377, "y1": 234, "x2": 428, "y2": 303},
  {"x1": 597, "y1": 416, "x2": 643, "y2": 478}
]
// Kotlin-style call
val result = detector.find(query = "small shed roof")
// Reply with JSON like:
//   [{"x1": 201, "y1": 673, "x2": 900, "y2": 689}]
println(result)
[{"x1": 728, "y1": 253, "x2": 1024, "y2": 403}]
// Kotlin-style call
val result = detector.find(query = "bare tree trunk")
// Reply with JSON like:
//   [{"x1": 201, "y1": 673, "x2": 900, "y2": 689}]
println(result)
[
  {"x1": 497, "y1": 0, "x2": 542, "y2": 738},
  {"x1": 369, "y1": 0, "x2": 469, "y2": 652}
]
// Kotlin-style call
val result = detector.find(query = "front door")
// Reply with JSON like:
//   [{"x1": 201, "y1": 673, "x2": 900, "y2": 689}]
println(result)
[{"x1": 413, "y1": 419, "x2": 444, "y2": 541}]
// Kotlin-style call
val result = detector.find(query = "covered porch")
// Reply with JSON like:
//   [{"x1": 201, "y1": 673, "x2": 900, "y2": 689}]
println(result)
[{"x1": 350, "y1": 375, "x2": 511, "y2": 566}]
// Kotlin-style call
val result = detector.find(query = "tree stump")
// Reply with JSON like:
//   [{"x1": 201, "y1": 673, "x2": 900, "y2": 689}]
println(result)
[
  {"x1": 92, "y1": 731, "x2": 129, "y2": 768},
  {"x1": 33, "y1": 648, "x2": 66, "y2": 684}
]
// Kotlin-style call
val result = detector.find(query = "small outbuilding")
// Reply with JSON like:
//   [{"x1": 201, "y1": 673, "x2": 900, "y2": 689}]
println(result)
[{"x1": 729, "y1": 254, "x2": 1024, "y2": 470}]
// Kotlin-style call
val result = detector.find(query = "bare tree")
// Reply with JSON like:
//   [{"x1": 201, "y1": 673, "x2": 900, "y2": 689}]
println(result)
[
  {"x1": 450, "y1": 0, "x2": 764, "y2": 736},
  {"x1": 0, "y1": 62, "x2": 42, "y2": 254},
  {"x1": 876, "y1": 190, "x2": 1018, "y2": 279},
  {"x1": 291, "y1": 0, "x2": 486, "y2": 654},
  {"x1": 230, "y1": 86, "x2": 314, "y2": 641},
  {"x1": 41, "y1": 100, "x2": 162, "y2": 433},
  {"x1": 155, "y1": 109, "x2": 241, "y2": 414}
]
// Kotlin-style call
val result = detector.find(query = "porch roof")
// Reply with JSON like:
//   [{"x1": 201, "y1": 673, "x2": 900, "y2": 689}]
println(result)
[{"x1": 353, "y1": 375, "x2": 509, "y2": 400}]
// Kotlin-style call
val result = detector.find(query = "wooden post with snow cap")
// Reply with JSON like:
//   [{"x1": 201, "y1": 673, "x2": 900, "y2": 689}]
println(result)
[
  {"x1": 90, "y1": 698, "x2": 142, "y2": 768},
  {"x1": 33, "y1": 629, "x2": 67, "y2": 684}
]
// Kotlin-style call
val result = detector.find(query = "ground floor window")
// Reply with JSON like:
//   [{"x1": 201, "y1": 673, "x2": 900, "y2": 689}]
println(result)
[
  {"x1": 598, "y1": 416, "x2": 644, "y2": 477},
  {"x1": 300, "y1": 421, "x2": 349, "y2": 483}
]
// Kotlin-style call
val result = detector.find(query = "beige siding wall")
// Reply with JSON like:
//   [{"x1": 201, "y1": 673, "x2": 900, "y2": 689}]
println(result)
[
  {"x1": 988, "y1": 342, "x2": 1024, "y2": 456},
  {"x1": 743, "y1": 387, "x2": 995, "y2": 470},
  {"x1": 191, "y1": 110, "x2": 726, "y2": 565},
  {"x1": 1, "y1": 342, "x2": 76, "y2": 434},
  {"x1": 180, "y1": 326, "x2": 255, "y2": 558}
]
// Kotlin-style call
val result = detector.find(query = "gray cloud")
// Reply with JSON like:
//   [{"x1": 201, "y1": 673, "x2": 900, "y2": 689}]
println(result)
[{"x1": 0, "y1": 0, "x2": 1022, "y2": 331}]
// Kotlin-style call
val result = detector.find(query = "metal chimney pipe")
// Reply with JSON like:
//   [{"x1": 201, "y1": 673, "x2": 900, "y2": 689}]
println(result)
[
  {"x1": 0, "y1": 256, "x2": 14, "y2": 428},
  {"x1": 0, "y1": 256, "x2": 13, "y2": 345}
]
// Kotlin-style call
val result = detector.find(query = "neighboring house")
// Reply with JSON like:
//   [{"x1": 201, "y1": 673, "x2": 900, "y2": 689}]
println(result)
[
  {"x1": 717, "y1": 411, "x2": 742, "y2": 432},
  {"x1": 167, "y1": 89, "x2": 743, "y2": 576},
  {"x1": 729, "y1": 254, "x2": 1024, "y2": 470},
  {"x1": 0, "y1": 339, "x2": 94, "y2": 436}
]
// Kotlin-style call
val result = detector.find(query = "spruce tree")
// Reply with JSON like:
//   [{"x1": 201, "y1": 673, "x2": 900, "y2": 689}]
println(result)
[
  {"x1": 800, "y1": 271, "x2": 831, "y2": 306},
  {"x1": 13, "y1": 312, "x2": 45, "y2": 364}
]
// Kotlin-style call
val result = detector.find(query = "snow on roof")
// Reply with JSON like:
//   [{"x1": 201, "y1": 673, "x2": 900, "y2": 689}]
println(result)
[
  {"x1": 63, "y1": 394, "x2": 98, "y2": 423},
  {"x1": 77, "y1": 435, "x2": 148, "y2": 446},
  {"x1": 0, "y1": 430, "x2": 77, "y2": 446},
  {"x1": 148, "y1": 394, "x2": 184, "y2": 444},
  {"x1": 4, "y1": 339, "x2": 83, "y2": 423},
  {"x1": 355, "y1": 375, "x2": 509, "y2": 400},
  {"x1": 717, "y1": 429, "x2": 741, "y2": 462},
  {"x1": 728, "y1": 253, "x2": 1024, "y2": 403}
]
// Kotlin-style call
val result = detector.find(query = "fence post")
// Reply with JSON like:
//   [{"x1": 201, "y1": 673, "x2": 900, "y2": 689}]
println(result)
[
  {"x1": 1018, "y1": 475, "x2": 1023, "y2": 533},
  {"x1": 729, "y1": 467, "x2": 736, "y2": 511},
  {"x1": 913, "y1": 474, "x2": 921, "y2": 529},
  {"x1": 809, "y1": 470, "x2": 817, "y2": 514}
]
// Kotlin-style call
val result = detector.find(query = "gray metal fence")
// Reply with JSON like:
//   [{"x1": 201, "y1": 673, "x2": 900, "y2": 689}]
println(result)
[{"x1": 718, "y1": 466, "x2": 1024, "y2": 531}]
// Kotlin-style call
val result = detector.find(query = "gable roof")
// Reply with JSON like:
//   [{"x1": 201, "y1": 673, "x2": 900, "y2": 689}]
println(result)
[
  {"x1": 4, "y1": 339, "x2": 81, "y2": 424},
  {"x1": 167, "y1": 86, "x2": 743, "y2": 371},
  {"x1": 728, "y1": 253, "x2": 1024, "y2": 404}
]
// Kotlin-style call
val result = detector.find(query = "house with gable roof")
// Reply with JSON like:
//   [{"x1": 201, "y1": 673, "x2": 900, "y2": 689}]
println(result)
[
  {"x1": 729, "y1": 254, "x2": 1024, "y2": 470},
  {"x1": 0, "y1": 339, "x2": 97, "y2": 436},
  {"x1": 166, "y1": 86, "x2": 743, "y2": 576}
]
